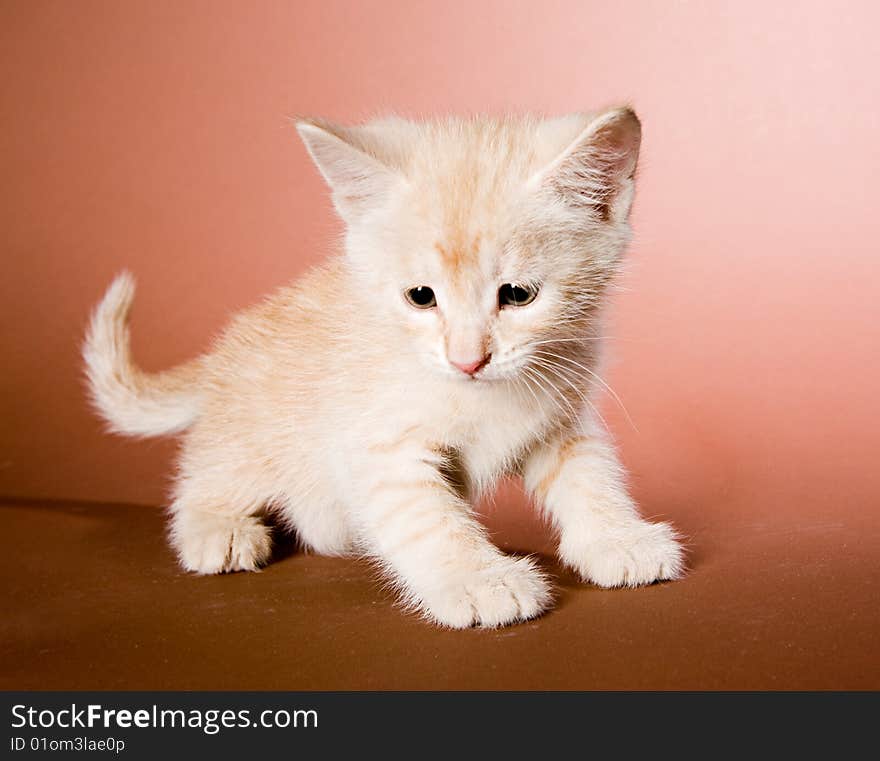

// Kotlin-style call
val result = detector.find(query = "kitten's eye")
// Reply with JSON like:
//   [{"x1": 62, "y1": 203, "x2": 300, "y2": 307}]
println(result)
[
  {"x1": 498, "y1": 283, "x2": 538, "y2": 307},
  {"x1": 405, "y1": 286, "x2": 437, "y2": 309}
]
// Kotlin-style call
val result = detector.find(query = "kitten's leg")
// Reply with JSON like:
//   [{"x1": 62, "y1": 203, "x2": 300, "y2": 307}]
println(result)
[
  {"x1": 168, "y1": 440, "x2": 273, "y2": 574},
  {"x1": 169, "y1": 483, "x2": 273, "y2": 574},
  {"x1": 523, "y1": 423, "x2": 684, "y2": 587},
  {"x1": 355, "y1": 447, "x2": 551, "y2": 628}
]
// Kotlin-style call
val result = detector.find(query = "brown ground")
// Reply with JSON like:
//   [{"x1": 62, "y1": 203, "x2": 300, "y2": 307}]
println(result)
[{"x1": 2, "y1": 496, "x2": 878, "y2": 690}]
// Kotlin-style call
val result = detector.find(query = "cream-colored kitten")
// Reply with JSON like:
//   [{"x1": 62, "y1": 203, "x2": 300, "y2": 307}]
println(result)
[{"x1": 84, "y1": 108, "x2": 684, "y2": 628}]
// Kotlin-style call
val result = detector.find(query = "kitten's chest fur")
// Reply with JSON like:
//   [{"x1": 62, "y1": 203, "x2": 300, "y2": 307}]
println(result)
[{"x1": 415, "y1": 381, "x2": 557, "y2": 495}]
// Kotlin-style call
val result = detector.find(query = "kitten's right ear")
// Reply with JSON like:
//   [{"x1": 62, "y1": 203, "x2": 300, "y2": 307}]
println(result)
[
  {"x1": 530, "y1": 107, "x2": 642, "y2": 224},
  {"x1": 296, "y1": 119, "x2": 400, "y2": 225}
]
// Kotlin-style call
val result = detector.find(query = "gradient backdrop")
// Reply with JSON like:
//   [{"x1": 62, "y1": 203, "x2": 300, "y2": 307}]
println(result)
[{"x1": 2, "y1": 1, "x2": 879, "y2": 553}]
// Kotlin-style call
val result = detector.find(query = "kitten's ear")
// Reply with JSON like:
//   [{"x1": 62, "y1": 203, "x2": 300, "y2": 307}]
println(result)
[
  {"x1": 532, "y1": 107, "x2": 641, "y2": 223},
  {"x1": 296, "y1": 119, "x2": 401, "y2": 224}
]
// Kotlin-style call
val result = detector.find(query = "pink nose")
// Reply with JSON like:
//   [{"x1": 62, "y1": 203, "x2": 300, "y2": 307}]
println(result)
[{"x1": 450, "y1": 355, "x2": 490, "y2": 376}]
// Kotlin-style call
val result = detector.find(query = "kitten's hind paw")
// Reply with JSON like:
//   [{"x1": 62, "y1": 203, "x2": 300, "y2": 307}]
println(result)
[
  {"x1": 417, "y1": 555, "x2": 552, "y2": 629},
  {"x1": 171, "y1": 511, "x2": 273, "y2": 574}
]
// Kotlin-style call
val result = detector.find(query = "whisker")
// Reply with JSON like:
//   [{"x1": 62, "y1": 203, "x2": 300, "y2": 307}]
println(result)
[
  {"x1": 531, "y1": 349, "x2": 638, "y2": 433},
  {"x1": 527, "y1": 356, "x2": 612, "y2": 436},
  {"x1": 513, "y1": 366, "x2": 544, "y2": 415},
  {"x1": 528, "y1": 337, "x2": 613, "y2": 345},
  {"x1": 529, "y1": 368, "x2": 583, "y2": 422},
  {"x1": 522, "y1": 366, "x2": 578, "y2": 426}
]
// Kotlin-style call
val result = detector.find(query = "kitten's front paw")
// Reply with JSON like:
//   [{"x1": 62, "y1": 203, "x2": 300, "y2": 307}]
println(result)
[
  {"x1": 171, "y1": 512, "x2": 273, "y2": 574},
  {"x1": 561, "y1": 520, "x2": 685, "y2": 588},
  {"x1": 418, "y1": 555, "x2": 552, "y2": 629}
]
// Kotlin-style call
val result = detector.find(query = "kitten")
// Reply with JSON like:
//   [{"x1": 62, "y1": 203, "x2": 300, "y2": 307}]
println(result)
[{"x1": 83, "y1": 108, "x2": 684, "y2": 628}]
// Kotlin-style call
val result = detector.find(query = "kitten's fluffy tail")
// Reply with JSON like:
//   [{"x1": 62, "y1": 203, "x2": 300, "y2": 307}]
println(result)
[{"x1": 83, "y1": 272, "x2": 201, "y2": 437}]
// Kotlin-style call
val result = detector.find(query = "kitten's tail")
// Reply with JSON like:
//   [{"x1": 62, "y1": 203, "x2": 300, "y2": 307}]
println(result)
[{"x1": 83, "y1": 272, "x2": 202, "y2": 437}]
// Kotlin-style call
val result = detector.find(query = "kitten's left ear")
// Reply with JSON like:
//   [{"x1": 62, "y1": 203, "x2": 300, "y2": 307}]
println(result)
[
  {"x1": 296, "y1": 119, "x2": 401, "y2": 225},
  {"x1": 531, "y1": 107, "x2": 642, "y2": 223}
]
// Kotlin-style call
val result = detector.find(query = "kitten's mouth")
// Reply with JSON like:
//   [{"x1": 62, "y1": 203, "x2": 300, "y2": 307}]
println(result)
[{"x1": 450, "y1": 368, "x2": 494, "y2": 384}]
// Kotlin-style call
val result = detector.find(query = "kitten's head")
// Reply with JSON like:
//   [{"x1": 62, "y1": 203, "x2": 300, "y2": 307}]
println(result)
[{"x1": 297, "y1": 109, "x2": 640, "y2": 384}]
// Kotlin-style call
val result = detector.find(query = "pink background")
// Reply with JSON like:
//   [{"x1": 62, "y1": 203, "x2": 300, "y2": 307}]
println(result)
[{"x1": 2, "y1": 1, "x2": 879, "y2": 548}]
